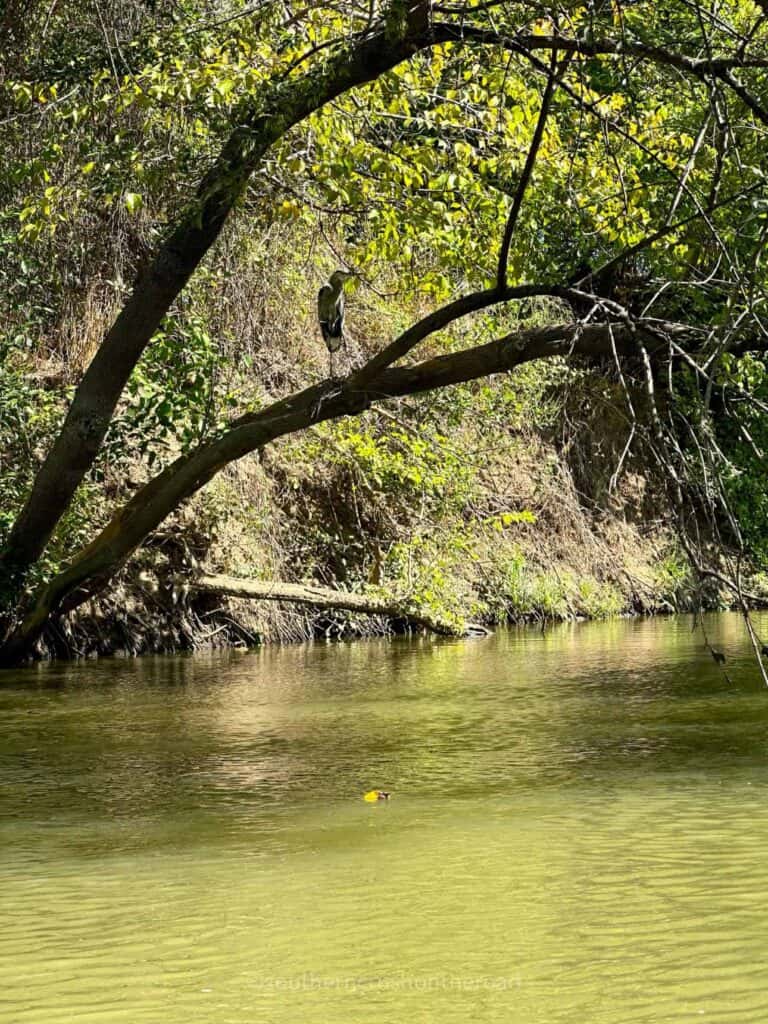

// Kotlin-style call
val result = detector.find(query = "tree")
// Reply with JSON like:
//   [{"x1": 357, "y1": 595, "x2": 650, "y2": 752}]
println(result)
[{"x1": 1, "y1": 0, "x2": 768, "y2": 666}]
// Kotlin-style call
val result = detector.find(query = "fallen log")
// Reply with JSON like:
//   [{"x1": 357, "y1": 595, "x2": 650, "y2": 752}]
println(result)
[{"x1": 179, "y1": 574, "x2": 490, "y2": 638}]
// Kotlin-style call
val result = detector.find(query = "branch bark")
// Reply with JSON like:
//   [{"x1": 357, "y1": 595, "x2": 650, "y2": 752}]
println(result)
[
  {"x1": 0, "y1": 1, "x2": 438, "y2": 593},
  {"x1": 183, "y1": 573, "x2": 486, "y2": 636},
  {"x1": 0, "y1": 316, "x2": 693, "y2": 665},
  {"x1": 5, "y1": 6, "x2": 765, "y2": 598},
  {"x1": 497, "y1": 50, "x2": 565, "y2": 292},
  {"x1": 436, "y1": 24, "x2": 768, "y2": 125}
]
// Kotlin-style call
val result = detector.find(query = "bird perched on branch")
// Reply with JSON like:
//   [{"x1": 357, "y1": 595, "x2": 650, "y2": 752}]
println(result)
[{"x1": 317, "y1": 269, "x2": 353, "y2": 377}]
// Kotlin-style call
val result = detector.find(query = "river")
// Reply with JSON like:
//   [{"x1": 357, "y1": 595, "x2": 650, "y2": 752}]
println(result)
[{"x1": 2, "y1": 613, "x2": 768, "y2": 1022}]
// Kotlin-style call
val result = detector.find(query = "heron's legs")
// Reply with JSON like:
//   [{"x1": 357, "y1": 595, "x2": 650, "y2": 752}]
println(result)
[{"x1": 311, "y1": 378, "x2": 343, "y2": 420}]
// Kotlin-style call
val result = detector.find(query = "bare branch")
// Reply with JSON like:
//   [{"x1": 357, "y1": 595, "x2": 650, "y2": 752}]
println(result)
[
  {"x1": 434, "y1": 23, "x2": 768, "y2": 124},
  {"x1": 497, "y1": 49, "x2": 566, "y2": 292}
]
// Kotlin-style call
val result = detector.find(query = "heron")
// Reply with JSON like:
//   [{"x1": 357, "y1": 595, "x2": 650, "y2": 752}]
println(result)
[{"x1": 317, "y1": 269, "x2": 353, "y2": 377}]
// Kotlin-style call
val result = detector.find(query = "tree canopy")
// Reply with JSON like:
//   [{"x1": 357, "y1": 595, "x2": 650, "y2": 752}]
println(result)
[{"x1": 1, "y1": 0, "x2": 768, "y2": 665}]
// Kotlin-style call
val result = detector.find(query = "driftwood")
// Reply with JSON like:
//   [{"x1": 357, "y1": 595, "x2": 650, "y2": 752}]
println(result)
[{"x1": 181, "y1": 574, "x2": 489, "y2": 638}]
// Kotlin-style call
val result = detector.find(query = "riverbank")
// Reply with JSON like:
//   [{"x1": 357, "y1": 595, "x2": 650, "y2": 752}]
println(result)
[
  {"x1": 0, "y1": 228, "x2": 726, "y2": 663},
  {"x1": 24, "y1": 416, "x2": 706, "y2": 661}
]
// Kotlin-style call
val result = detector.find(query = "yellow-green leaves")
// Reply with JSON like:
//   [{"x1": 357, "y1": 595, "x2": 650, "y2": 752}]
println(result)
[
  {"x1": 124, "y1": 192, "x2": 143, "y2": 215},
  {"x1": 489, "y1": 511, "x2": 537, "y2": 532}
]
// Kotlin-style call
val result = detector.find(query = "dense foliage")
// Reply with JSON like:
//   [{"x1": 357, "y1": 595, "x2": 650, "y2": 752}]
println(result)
[{"x1": 1, "y1": 0, "x2": 768, "y2": 660}]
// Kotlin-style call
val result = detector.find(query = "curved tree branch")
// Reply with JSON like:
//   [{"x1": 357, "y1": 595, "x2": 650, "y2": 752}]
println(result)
[
  {"x1": 0, "y1": 316, "x2": 695, "y2": 665},
  {"x1": 0, "y1": 0, "x2": 438, "y2": 592},
  {"x1": 436, "y1": 24, "x2": 768, "y2": 125},
  {"x1": 352, "y1": 182, "x2": 757, "y2": 386}
]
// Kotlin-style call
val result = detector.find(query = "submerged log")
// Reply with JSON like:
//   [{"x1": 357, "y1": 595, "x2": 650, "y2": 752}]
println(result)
[{"x1": 181, "y1": 574, "x2": 490, "y2": 639}]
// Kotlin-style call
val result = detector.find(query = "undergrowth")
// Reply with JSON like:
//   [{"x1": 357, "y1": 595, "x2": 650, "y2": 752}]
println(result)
[{"x1": 1, "y1": 219, "x2": 704, "y2": 656}]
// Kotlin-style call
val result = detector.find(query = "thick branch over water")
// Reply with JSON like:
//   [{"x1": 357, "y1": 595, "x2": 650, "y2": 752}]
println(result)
[{"x1": 0, "y1": 318, "x2": 692, "y2": 665}]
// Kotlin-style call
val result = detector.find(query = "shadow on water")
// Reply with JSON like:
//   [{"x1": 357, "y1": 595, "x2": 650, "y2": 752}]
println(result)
[
  {"x1": 3, "y1": 613, "x2": 768, "y2": 1023},
  {"x1": 2, "y1": 613, "x2": 767, "y2": 842}
]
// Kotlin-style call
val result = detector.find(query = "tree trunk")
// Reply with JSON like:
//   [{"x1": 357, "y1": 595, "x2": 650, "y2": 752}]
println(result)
[
  {"x1": 0, "y1": 2, "x2": 438, "y2": 598},
  {"x1": 183, "y1": 574, "x2": 483, "y2": 637},
  {"x1": 0, "y1": 319, "x2": 686, "y2": 666}
]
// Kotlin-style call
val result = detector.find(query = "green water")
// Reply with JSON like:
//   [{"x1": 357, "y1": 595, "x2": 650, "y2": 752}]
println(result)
[{"x1": 2, "y1": 614, "x2": 768, "y2": 1023}]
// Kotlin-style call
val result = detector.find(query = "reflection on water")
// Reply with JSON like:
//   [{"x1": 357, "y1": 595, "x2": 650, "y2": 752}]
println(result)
[{"x1": 2, "y1": 613, "x2": 768, "y2": 1022}]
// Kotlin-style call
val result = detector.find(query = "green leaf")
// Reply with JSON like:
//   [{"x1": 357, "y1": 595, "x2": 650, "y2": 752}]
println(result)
[{"x1": 124, "y1": 192, "x2": 143, "y2": 215}]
